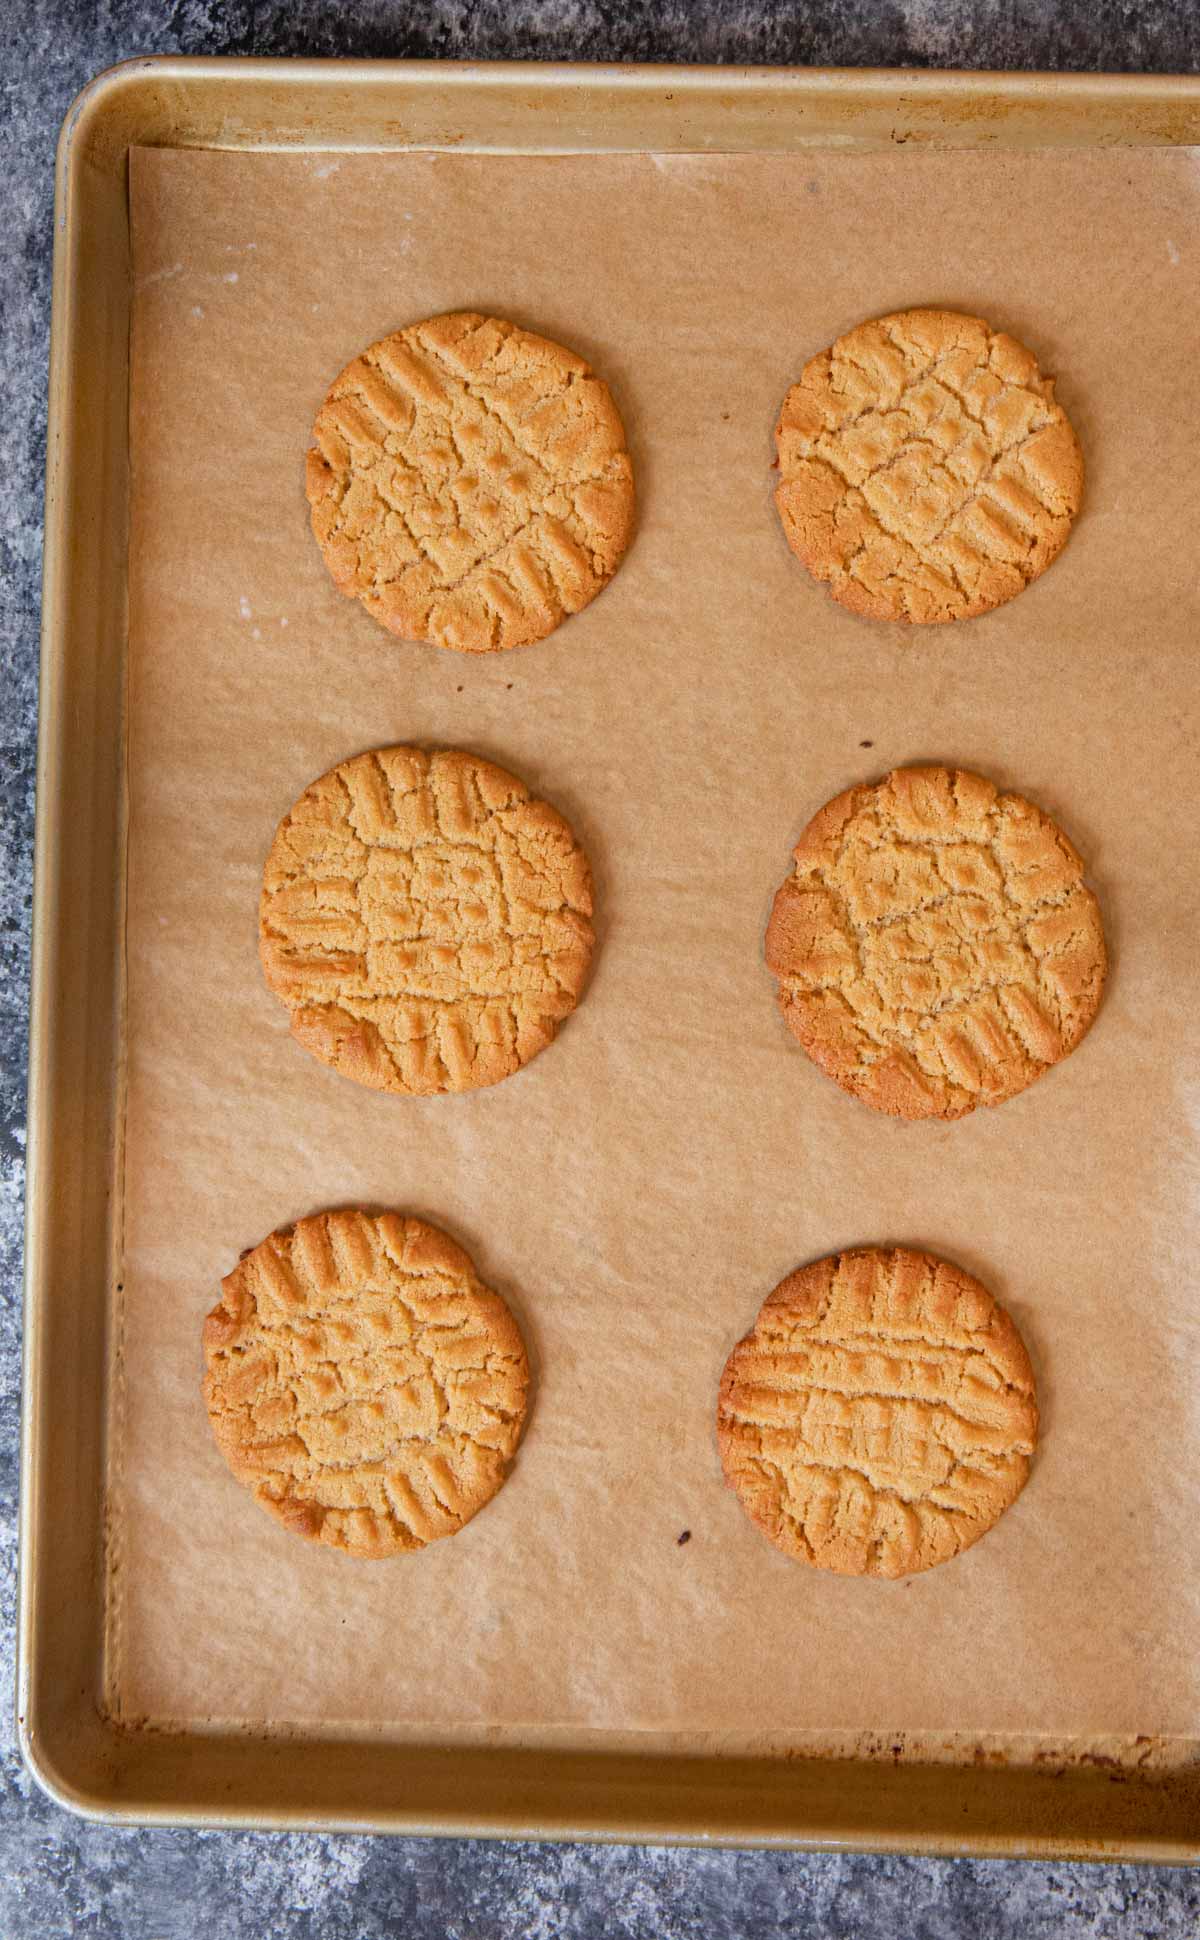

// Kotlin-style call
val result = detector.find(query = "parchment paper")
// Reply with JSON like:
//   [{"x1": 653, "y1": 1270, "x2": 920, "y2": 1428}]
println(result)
[{"x1": 116, "y1": 143, "x2": 1200, "y2": 1742}]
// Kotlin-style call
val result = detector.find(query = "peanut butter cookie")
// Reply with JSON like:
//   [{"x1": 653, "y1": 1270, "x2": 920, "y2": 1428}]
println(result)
[
  {"x1": 203, "y1": 1209, "x2": 529, "y2": 1558},
  {"x1": 718, "y1": 1247, "x2": 1038, "y2": 1578},
  {"x1": 306, "y1": 311, "x2": 635, "y2": 651},
  {"x1": 765, "y1": 765, "x2": 1105, "y2": 1120},
  {"x1": 774, "y1": 308, "x2": 1082, "y2": 623},
  {"x1": 260, "y1": 746, "x2": 595, "y2": 1095}
]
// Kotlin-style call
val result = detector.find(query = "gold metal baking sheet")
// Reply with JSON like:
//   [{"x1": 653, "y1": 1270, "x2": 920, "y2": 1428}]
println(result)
[{"x1": 21, "y1": 56, "x2": 1200, "y2": 1856}]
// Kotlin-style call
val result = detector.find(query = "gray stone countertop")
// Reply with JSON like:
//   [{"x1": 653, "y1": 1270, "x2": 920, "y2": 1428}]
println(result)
[{"x1": 3, "y1": 3, "x2": 1199, "y2": 1933}]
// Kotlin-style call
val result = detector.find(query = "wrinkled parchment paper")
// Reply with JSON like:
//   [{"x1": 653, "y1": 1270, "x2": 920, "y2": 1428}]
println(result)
[{"x1": 115, "y1": 144, "x2": 1200, "y2": 1742}]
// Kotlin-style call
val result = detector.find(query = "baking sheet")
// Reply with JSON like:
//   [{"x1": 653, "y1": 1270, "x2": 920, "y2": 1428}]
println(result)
[{"x1": 115, "y1": 143, "x2": 1200, "y2": 1742}]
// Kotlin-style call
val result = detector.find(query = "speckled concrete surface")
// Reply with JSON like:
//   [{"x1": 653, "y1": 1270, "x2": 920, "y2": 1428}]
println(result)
[{"x1": 3, "y1": 3, "x2": 1200, "y2": 1933}]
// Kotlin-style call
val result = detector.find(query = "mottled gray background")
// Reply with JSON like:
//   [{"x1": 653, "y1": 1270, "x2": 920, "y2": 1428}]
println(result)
[{"x1": 4, "y1": 3, "x2": 1200, "y2": 1934}]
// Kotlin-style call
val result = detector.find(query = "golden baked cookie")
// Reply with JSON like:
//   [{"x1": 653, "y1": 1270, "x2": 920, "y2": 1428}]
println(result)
[
  {"x1": 718, "y1": 1247, "x2": 1038, "y2": 1578},
  {"x1": 260, "y1": 746, "x2": 595, "y2": 1095},
  {"x1": 774, "y1": 307, "x2": 1083, "y2": 623},
  {"x1": 765, "y1": 765, "x2": 1105, "y2": 1121},
  {"x1": 306, "y1": 310, "x2": 635, "y2": 652},
  {"x1": 203, "y1": 1209, "x2": 529, "y2": 1557}
]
